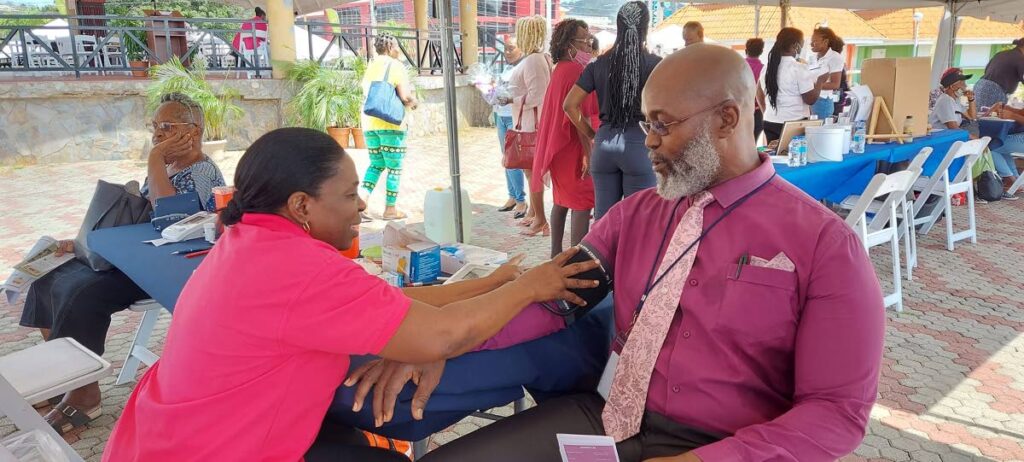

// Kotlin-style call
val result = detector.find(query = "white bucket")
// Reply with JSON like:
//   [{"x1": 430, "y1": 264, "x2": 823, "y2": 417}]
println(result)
[
  {"x1": 424, "y1": 186, "x2": 473, "y2": 244},
  {"x1": 836, "y1": 124, "x2": 852, "y2": 154},
  {"x1": 805, "y1": 126, "x2": 846, "y2": 162}
]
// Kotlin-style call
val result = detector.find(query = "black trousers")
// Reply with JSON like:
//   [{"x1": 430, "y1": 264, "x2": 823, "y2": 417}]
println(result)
[
  {"x1": 764, "y1": 121, "x2": 785, "y2": 146},
  {"x1": 305, "y1": 420, "x2": 409, "y2": 462},
  {"x1": 419, "y1": 393, "x2": 724, "y2": 462},
  {"x1": 754, "y1": 109, "x2": 764, "y2": 141}
]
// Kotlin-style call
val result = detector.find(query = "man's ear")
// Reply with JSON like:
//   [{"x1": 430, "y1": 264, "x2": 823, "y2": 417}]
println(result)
[{"x1": 716, "y1": 104, "x2": 740, "y2": 138}]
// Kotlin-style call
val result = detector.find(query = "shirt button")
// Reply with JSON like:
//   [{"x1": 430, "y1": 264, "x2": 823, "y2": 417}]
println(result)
[
  {"x1": 683, "y1": 331, "x2": 691, "y2": 339},
  {"x1": 672, "y1": 385, "x2": 681, "y2": 393},
  {"x1": 688, "y1": 279, "x2": 698, "y2": 286}
]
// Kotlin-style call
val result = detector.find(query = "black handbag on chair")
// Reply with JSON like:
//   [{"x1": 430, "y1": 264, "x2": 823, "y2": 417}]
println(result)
[{"x1": 73, "y1": 180, "x2": 152, "y2": 271}]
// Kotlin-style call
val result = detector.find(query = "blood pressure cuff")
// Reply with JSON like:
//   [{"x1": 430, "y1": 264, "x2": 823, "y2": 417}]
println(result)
[{"x1": 546, "y1": 243, "x2": 612, "y2": 319}]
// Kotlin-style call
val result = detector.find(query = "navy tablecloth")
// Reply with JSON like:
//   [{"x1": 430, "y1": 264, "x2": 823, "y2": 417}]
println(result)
[
  {"x1": 88, "y1": 224, "x2": 208, "y2": 311},
  {"x1": 776, "y1": 129, "x2": 971, "y2": 202}
]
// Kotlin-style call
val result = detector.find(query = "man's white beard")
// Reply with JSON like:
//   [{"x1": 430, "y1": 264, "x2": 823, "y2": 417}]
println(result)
[{"x1": 654, "y1": 123, "x2": 722, "y2": 200}]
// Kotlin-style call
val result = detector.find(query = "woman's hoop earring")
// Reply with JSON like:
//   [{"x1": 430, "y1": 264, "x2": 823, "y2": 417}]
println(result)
[{"x1": 302, "y1": 221, "x2": 311, "y2": 233}]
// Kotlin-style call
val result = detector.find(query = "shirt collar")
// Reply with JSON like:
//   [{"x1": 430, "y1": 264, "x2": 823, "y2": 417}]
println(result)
[
  {"x1": 705, "y1": 152, "x2": 776, "y2": 209},
  {"x1": 240, "y1": 213, "x2": 307, "y2": 237}
]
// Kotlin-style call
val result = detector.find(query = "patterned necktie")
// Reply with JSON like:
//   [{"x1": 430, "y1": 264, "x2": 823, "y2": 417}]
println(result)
[{"x1": 602, "y1": 191, "x2": 715, "y2": 442}]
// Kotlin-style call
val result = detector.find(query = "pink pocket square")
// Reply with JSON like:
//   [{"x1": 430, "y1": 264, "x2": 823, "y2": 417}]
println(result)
[{"x1": 749, "y1": 252, "x2": 795, "y2": 272}]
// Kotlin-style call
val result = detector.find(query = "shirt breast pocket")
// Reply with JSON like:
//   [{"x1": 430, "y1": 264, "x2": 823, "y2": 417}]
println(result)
[{"x1": 716, "y1": 265, "x2": 799, "y2": 344}]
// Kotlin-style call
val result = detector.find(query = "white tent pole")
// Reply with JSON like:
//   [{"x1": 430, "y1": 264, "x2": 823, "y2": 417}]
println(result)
[
  {"x1": 438, "y1": 0, "x2": 465, "y2": 243},
  {"x1": 754, "y1": 4, "x2": 761, "y2": 38},
  {"x1": 930, "y1": 0, "x2": 955, "y2": 88}
]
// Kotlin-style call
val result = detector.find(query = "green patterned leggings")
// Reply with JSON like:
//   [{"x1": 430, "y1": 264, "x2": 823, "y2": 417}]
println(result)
[{"x1": 361, "y1": 130, "x2": 407, "y2": 207}]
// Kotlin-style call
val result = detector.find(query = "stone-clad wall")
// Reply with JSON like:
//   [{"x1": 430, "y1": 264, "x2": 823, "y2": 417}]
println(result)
[{"x1": 0, "y1": 75, "x2": 491, "y2": 165}]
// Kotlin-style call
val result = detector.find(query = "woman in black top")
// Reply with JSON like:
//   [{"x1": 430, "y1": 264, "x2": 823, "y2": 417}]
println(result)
[
  {"x1": 563, "y1": 1, "x2": 661, "y2": 220},
  {"x1": 975, "y1": 38, "x2": 1024, "y2": 110}
]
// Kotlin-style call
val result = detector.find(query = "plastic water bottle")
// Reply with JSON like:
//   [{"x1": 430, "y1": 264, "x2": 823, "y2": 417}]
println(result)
[
  {"x1": 787, "y1": 137, "x2": 801, "y2": 167},
  {"x1": 799, "y1": 136, "x2": 810, "y2": 166},
  {"x1": 852, "y1": 121, "x2": 867, "y2": 154}
]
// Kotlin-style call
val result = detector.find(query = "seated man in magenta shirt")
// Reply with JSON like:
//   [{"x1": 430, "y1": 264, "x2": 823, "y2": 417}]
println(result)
[{"x1": 354, "y1": 44, "x2": 887, "y2": 461}]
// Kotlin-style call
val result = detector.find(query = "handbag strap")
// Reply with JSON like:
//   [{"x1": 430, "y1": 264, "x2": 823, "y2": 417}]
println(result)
[
  {"x1": 381, "y1": 62, "x2": 392, "y2": 83},
  {"x1": 514, "y1": 53, "x2": 542, "y2": 131}
]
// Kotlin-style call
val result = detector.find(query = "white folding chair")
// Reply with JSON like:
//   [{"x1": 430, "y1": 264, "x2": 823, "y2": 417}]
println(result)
[
  {"x1": 839, "y1": 148, "x2": 932, "y2": 280},
  {"x1": 0, "y1": 337, "x2": 112, "y2": 462},
  {"x1": 115, "y1": 299, "x2": 165, "y2": 385},
  {"x1": 846, "y1": 169, "x2": 921, "y2": 312},
  {"x1": 1007, "y1": 153, "x2": 1024, "y2": 196},
  {"x1": 411, "y1": 396, "x2": 530, "y2": 460},
  {"x1": 912, "y1": 137, "x2": 989, "y2": 251}
]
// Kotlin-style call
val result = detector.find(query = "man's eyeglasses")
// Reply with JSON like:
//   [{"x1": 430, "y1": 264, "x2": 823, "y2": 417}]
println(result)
[
  {"x1": 639, "y1": 100, "x2": 731, "y2": 136},
  {"x1": 150, "y1": 122, "x2": 196, "y2": 132}
]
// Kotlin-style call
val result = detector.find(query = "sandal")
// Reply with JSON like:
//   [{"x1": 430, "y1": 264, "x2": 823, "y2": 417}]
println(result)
[
  {"x1": 45, "y1": 403, "x2": 102, "y2": 435},
  {"x1": 382, "y1": 210, "x2": 408, "y2": 221},
  {"x1": 519, "y1": 224, "x2": 550, "y2": 237},
  {"x1": 32, "y1": 395, "x2": 63, "y2": 410}
]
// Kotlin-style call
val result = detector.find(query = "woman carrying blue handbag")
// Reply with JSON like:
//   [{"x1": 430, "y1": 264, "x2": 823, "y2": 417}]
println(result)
[{"x1": 361, "y1": 32, "x2": 419, "y2": 220}]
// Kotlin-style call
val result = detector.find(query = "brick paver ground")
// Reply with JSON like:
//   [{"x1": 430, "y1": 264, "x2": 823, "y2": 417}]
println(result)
[{"x1": 2, "y1": 127, "x2": 1023, "y2": 461}]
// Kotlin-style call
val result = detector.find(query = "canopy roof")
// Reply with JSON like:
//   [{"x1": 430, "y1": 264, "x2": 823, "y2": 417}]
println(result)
[
  {"x1": 660, "y1": 4, "x2": 885, "y2": 42},
  {"x1": 701, "y1": 0, "x2": 1022, "y2": 24}
]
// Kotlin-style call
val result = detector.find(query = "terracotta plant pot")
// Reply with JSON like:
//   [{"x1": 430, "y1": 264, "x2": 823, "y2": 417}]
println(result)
[
  {"x1": 351, "y1": 128, "x2": 367, "y2": 149},
  {"x1": 129, "y1": 60, "x2": 149, "y2": 78},
  {"x1": 328, "y1": 127, "x2": 352, "y2": 148}
]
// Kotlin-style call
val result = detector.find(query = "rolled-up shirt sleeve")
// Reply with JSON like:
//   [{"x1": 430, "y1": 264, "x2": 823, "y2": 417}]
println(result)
[{"x1": 693, "y1": 227, "x2": 885, "y2": 461}]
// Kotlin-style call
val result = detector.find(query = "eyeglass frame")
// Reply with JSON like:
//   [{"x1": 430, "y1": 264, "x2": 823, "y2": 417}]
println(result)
[
  {"x1": 639, "y1": 99, "x2": 732, "y2": 136},
  {"x1": 150, "y1": 121, "x2": 197, "y2": 132}
]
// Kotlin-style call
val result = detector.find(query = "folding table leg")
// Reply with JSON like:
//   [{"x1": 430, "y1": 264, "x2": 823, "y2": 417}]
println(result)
[
  {"x1": 413, "y1": 438, "x2": 428, "y2": 460},
  {"x1": 116, "y1": 308, "x2": 160, "y2": 385}
]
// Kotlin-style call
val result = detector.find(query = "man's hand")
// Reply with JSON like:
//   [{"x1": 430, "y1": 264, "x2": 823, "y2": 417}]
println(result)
[
  {"x1": 344, "y1": 359, "x2": 446, "y2": 427},
  {"x1": 964, "y1": 89, "x2": 975, "y2": 101},
  {"x1": 644, "y1": 451, "x2": 703, "y2": 462},
  {"x1": 489, "y1": 254, "x2": 526, "y2": 284},
  {"x1": 149, "y1": 132, "x2": 193, "y2": 166}
]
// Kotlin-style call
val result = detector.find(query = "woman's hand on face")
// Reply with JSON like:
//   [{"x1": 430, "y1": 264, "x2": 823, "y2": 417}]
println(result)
[
  {"x1": 489, "y1": 254, "x2": 526, "y2": 284},
  {"x1": 514, "y1": 247, "x2": 601, "y2": 305},
  {"x1": 149, "y1": 132, "x2": 192, "y2": 165}
]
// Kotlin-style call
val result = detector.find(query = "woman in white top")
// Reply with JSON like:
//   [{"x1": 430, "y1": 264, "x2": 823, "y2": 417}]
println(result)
[
  {"x1": 809, "y1": 27, "x2": 846, "y2": 121},
  {"x1": 757, "y1": 27, "x2": 827, "y2": 145},
  {"x1": 498, "y1": 15, "x2": 553, "y2": 236}
]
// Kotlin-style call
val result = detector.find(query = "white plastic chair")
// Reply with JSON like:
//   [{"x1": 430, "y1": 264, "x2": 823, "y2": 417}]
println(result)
[
  {"x1": 115, "y1": 299, "x2": 164, "y2": 385},
  {"x1": 239, "y1": 29, "x2": 269, "y2": 79},
  {"x1": 0, "y1": 337, "x2": 111, "y2": 462},
  {"x1": 845, "y1": 169, "x2": 922, "y2": 312},
  {"x1": 839, "y1": 148, "x2": 932, "y2": 280},
  {"x1": 1007, "y1": 153, "x2": 1024, "y2": 196},
  {"x1": 912, "y1": 137, "x2": 989, "y2": 251}
]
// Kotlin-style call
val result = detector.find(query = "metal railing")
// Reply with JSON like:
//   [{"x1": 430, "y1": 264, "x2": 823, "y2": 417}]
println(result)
[{"x1": 0, "y1": 14, "x2": 469, "y2": 78}]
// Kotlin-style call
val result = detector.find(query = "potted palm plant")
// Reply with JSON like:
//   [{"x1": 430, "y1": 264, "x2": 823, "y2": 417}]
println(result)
[
  {"x1": 344, "y1": 56, "x2": 368, "y2": 149},
  {"x1": 146, "y1": 56, "x2": 244, "y2": 157},
  {"x1": 285, "y1": 60, "x2": 362, "y2": 148}
]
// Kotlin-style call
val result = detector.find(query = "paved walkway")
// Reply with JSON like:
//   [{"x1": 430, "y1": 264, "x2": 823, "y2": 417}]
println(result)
[{"x1": 2, "y1": 127, "x2": 1024, "y2": 461}]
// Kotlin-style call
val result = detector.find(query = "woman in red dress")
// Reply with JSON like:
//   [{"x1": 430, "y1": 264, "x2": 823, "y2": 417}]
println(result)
[{"x1": 531, "y1": 18, "x2": 599, "y2": 258}]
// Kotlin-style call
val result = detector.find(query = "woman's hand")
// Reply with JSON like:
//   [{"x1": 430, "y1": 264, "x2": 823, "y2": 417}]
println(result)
[
  {"x1": 514, "y1": 247, "x2": 601, "y2": 305},
  {"x1": 54, "y1": 240, "x2": 74, "y2": 257},
  {"x1": 344, "y1": 359, "x2": 446, "y2": 427},
  {"x1": 149, "y1": 132, "x2": 193, "y2": 166},
  {"x1": 496, "y1": 96, "x2": 513, "y2": 106},
  {"x1": 489, "y1": 254, "x2": 526, "y2": 284}
]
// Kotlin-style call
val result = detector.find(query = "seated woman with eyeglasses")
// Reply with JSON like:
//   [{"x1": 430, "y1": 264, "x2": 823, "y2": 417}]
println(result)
[{"x1": 19, "y1": 92, "x2": 225, "y2": 435}]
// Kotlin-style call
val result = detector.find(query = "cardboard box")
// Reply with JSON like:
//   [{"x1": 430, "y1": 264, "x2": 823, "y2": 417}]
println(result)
[
  {"x1": 440, "y1": 244, "x2": 508, "y2": 274},
  {"x1": 860, "y1": 57, "x2": 931, "y2": 137},
  {"x1": 382, "y1": 223, "x2": 440, "y2": 284}
]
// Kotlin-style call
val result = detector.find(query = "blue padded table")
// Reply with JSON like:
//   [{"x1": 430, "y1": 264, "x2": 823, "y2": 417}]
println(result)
[
  {"x1": 776, "y1": 129, "x2": 970, "y2": 202},
  {"x1": 88, "y1": 223, "x2": 208, "y2": 311},
  {"x1": 978, "y1": 118, "x2": 1017, "y2": 150}
]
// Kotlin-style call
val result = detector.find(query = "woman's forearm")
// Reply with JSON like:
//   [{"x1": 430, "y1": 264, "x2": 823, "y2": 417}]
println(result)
[{"x1": 402, "y1": 275, "x2": 506, "y2": 306}]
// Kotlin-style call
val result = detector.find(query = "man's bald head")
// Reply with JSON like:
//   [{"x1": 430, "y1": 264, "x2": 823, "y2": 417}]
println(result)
[
  {"x1": 641, "y1": 44, "x2": 761, "y2": 197},
  {"x1": 645, "y1": 44, "x2": 755, "y2": 115}
]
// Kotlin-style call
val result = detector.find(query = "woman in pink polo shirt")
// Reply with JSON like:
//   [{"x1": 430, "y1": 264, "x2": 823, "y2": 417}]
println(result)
[{"x1": 102, "y1": 128, "x2": 598, "y2": 462}]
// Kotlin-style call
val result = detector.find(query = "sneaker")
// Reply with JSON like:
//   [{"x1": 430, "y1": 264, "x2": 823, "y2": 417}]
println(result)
[{"x1": 1002, "y1": 192, "x2": 1020, "y2": 201}]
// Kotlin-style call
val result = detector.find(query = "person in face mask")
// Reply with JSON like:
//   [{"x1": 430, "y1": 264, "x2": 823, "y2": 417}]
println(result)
[
  {"x1": 929, "y1": 68, "x2": 977, "y2": 131},
  {"x1": 529, "y1": 18, "x2": 600, "y2": 258}
]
